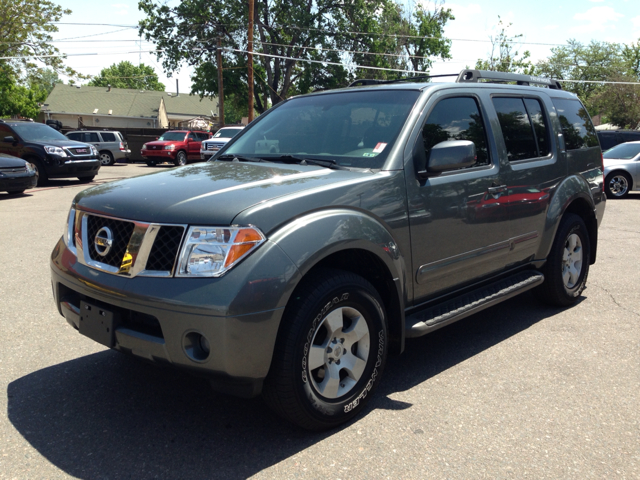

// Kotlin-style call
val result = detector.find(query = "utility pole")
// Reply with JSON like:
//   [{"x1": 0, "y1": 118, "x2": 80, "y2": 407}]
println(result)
[
  {"x1": 248, "y1": 0, "x2": 254, "y2": 123},
  {"x1": 217, "y1": 33, "x2": 225, "y2": 127}
]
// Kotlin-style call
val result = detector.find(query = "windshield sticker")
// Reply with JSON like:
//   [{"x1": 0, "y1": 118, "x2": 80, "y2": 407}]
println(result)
[
  {"x1": 363, "y1": 153, "x2": 377, "y2": 157},
  {"x1": 373, "y1": 142, "x2": 387, "y2": 153}
]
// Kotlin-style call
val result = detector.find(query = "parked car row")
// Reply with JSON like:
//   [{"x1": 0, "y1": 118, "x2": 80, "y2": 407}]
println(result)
[{"x1": 0, "y1": 119, "x2": 102, "y2": 192}]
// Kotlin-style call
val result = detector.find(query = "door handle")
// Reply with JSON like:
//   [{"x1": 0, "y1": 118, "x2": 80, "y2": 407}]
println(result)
[{"x1": 487, "y1": 184, "x2": 507, "y2": 194}]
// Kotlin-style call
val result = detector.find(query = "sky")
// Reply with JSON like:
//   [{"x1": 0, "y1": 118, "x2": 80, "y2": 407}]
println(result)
[{"x1": 50, "y1": 0, "x2": 640, "y2": 92}]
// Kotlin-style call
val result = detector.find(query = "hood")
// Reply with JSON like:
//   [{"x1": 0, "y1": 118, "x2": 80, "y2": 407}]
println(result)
[
  {"x1": 74, "y1": 161, "x2": 370, "y2": 225},
  {"x1": 35, "y1": 139, "x2": 91, "y2": 148},
  {"x1": 144, "y1": 140, "x2": 180, "y2": 147},
  {"x1": 0, "y1": 154, "x2": 28, "y2": 168}
]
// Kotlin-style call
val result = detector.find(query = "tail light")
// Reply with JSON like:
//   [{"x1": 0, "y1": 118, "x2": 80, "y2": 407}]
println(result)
[{"x1": 119, "y1": 142, "x2": 125, "y2": 151}]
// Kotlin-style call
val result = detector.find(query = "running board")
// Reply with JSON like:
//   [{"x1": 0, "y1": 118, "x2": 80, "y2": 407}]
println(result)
[{"x1": 405, "y1": 271, "x2": 544, "y2": 338}]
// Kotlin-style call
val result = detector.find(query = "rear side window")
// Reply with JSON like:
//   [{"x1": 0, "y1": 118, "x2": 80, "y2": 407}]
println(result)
[
  {"x1": 421, "y1": 96, "x2": 490, "y2": 166},
  {"x1": 87, "y1": 133, "x2": 100, "y2": 142},
  {"x1": 552, "y1": 98, "x2": 598, "y2": 150},
  {"x1": 100, "y1": 132, "x2": 116, "y2": 142},
  {"x1": 492, "y1": 97, "x2": 550, "y2": 161}
]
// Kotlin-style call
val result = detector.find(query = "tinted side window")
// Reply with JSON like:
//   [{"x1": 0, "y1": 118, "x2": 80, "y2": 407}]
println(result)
[
  {"x1": 552, "y1": 98, "x2": 598, "y2": 150},
  {"x1": 422, "y1": 97, "x2": 490, "y2": 166},
  {"x1": 87, "y1": 133, "x2": 100, "y2": 142},
  {"x1": 492, "y1": 97, "x2": 550, "y2": 161},
  {"x1": 100, "y1": 132, "x2": 116, "y2": 142},
  {"x1": 67, "y1": 132, "x2": 80, "y2": 141},
  {"x1": 188, "y1": 132, "x2": 197, "y2": 141}
]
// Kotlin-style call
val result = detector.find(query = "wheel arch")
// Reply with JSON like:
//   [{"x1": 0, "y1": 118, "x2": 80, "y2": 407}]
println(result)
[
  {"x1": 270, "y1": 209, "x2": 408, "y2": 354},
  {"x1": 541, "y1": 175, "x2": 598, "y2": 265}
]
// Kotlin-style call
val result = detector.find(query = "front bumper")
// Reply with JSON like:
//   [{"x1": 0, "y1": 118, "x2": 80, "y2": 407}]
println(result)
[
  {"x1": 141, "y1": 150, "x2": 177, "y2": 160},
  {"x1": 46, "y1": 157, "x2": 101, "y2": 178},
  {"x1": 0, "y1": 171, "x2": 38, "y2": 192},
  {"x1": 50, "y1": 236, "x2": 296, "y2": 397}
]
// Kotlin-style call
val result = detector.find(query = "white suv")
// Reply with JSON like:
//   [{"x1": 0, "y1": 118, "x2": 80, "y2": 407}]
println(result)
[{"x1": 200, "y1": 126, "x2": 245, "y2": 160}]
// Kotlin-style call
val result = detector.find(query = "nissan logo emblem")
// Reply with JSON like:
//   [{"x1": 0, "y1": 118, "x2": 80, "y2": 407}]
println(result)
[{"x1": 94, "y1": 226, "x2": 113, "y2": 257}]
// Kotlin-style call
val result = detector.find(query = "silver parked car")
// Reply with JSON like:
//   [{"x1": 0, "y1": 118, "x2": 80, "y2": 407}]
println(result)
[
  {"x1": 66, "y1": 130, "x2": 131, "y2": 166},
  {"x1": 603, "y1": 141, "x2": 640, "y2": 199}
]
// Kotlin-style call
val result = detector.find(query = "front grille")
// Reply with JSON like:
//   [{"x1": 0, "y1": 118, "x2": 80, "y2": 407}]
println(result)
[
  {"x1": 206, "y1": 142, "x2": 225, "y2": 150},
  {"x1": 146, "y1": 226, "x2": 185, "y2": 272},
  {"x1": 149, "y1": 145, "x2": 161, "y2": 150},
  {"x1": 69, "y1": 147, "x2": 91, "y2": 155},
  {"x1": 86, "y1": 215, "x2": 135, "y2": 267},
  {"x1": 0, "y1": 166, "x2": 27, "y2": 174}
]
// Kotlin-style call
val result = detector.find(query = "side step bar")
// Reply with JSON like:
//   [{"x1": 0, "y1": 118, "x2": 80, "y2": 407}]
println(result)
[{"x1": 405, "y1": 271, "x2": 544, "y2": 338}]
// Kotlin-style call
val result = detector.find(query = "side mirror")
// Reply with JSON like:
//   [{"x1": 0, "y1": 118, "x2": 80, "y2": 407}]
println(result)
[
  {"x1": 427, "y1": 140, "x2": 476, "y2": 173},
  {"x1": 3, "y1": 136, "x2": 15, "y2": 143}
]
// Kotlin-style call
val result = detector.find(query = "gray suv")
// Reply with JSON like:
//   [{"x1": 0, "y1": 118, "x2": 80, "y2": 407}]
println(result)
[
  {"x1": 66, "y1": 130, "x2": 130, "y2": 166},
  {"x1": 50, "y1": 70, "x2": 605, "y2": 430}
]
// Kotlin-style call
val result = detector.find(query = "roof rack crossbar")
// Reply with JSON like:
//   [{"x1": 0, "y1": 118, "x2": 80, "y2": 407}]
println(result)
[{"x1": 456, "y1": 69, "x2": 562, "y2": 90}]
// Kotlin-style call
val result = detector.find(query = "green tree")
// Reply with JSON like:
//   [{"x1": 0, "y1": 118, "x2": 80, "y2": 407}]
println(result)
[
  {"x1": 0, "y1": 0, "x2": 80, "y2": 118},
  {"x1": 138, "y1": 0, "x2": 454, "y2": 114},
  {"x1": 87, "y1": 61, "x2": 165, "y2": 91},
  {"x1": 536, "y1": 40, "x2": 625, "y2": 113},
  {"x1": 475, "y1": 16, "x2": 534, "y2": 74}
]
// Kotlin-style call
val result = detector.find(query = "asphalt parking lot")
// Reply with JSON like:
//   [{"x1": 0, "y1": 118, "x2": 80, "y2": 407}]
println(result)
[{"x1": 0, "y1": 163, "x2": 638, "y2": 479}]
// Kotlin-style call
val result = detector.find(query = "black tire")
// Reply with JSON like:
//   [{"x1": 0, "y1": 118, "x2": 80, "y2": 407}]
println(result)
[
  {"x1": 174, "y1": 151, "x2": 187, "y2": 166},
  {"x1": 6, "y1": 190, "x2": 25, "y2": 195},
  {"x1": 29, "y1": 159, "x2": 48, "y2": 186},
  {"x1": 146, "y1": 160, "x2": 158, "y2": 167},
  {"x1": 605, "y1": 171, "x2": 631, "y2": 199},
  {"x1": 77, "y1": 175, "x2": 95, "y2": 183},
  {"x1": 535, "y1": 213, "x2": 590, "y2": 307},
  {"x1": 263, "y1": 269, "x2": 388, "y2": 430},
  {"x1": 99, "y1": 151, "x2": 115, "y2": 166}
]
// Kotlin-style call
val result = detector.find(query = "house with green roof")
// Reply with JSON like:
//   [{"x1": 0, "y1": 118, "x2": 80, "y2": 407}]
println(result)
[{"x1": 39, "y1": 84, "x2": 219, "y2": 130}]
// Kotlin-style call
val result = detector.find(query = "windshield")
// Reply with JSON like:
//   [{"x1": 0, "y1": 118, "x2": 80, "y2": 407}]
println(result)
[
  {"x1": 214, "y1": 128, "x2": 243, "y2": 138},
  {"x1": 225, "y1": 89, "x2": 420, "y2": 168},
  {"x1": 157, "y1": 132, "x2": 187, "y2": 141},
  {"x1": 11, "y1": 123, "x2": 68, "y2": 142},
  {"x1": 604, "y1": 143, "x2": 640, "y2": 159}
]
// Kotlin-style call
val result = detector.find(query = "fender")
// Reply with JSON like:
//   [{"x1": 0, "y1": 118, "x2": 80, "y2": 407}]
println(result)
[{"x1": 537, "y1": 174, "x2": 597, "y2": 261}]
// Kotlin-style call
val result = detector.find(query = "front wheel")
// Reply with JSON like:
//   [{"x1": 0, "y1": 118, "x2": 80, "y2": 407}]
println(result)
[
  {"x1": 263, "y1": 269, "x2": 387, "y2": 430},
  {"x1": 146, "y1": 160, "x2": 158, "y2": 167},
  {"x1": 174, "y1": 151, "x2": 187, "y2": 166},
  {"x1": 77, "y1": 175, "x2": 95, "y2": 183},
  {"x1": 535, "y1": 213, "x2": 590, "y2": 307},
  {"x1": 605, "y1": 172, "x2": 631, "y2": 199}
]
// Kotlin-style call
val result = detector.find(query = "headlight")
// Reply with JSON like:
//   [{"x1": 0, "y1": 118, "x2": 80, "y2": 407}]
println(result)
[
  {"x1": 142, "y1": 143, "x2": 148, "y2": 149},
  {"x1": 91, "y1": 145, "x2": 98, "y2": 155},
  {"x1": 164, "y1": 145, "x2": 175, "y2": 151},
  {"x1": 176, "y1": 226, "x2": 265, "y2": 277},
  {"x1": 25, "y1": 162, "x2": 36, "y2": 174},
  {"x1": 63, "y1": 207, "x2": 76, "y2": 252},
  {"x1": 44, "y1": 146, "x2": 67, "y2": 157}
]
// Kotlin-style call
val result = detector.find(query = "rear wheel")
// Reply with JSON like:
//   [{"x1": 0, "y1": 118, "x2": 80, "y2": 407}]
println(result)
[
  {"x1": 605, "y1": 172, "x2": 631, "y2": 199},
  {"x1": 535, "y1": 213, "x2": 590, "y2": 307},
  {"x1": 174, "y1": 151, "x2": 187, "y2": 166},
  {"x1": 99, "y1": 151, "x2": 115, "y2": 166},
  {"x1": 263, "y1": 269, "x2": 388, "y2": 430}
]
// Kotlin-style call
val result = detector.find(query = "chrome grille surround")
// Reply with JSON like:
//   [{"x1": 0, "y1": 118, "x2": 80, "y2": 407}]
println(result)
[{"x1": 71, "y1": 210, "x2": 186, "y2": 278}]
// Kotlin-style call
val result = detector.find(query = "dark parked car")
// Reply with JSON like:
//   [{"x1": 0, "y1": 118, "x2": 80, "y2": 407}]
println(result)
[
  {"x1": 51, "y1": 70, "x2": 605, "y2": 430},
  {"x1": 597, "y1": 129, "x2": 640, "y2": 151},
  {"x1": 0, "y1": 153, "x2": 38, "y2": 195},
  {"x1": 0, "y1": 120, "x2": 100, "y2": 185}
]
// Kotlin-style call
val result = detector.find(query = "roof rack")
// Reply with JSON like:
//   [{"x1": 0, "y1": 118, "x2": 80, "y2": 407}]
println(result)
[
  {"x1": 348, "y1": 73, "x2": 458, "y2": 87},
  {"x1": 456, "y1": 69, "x2": 562, "y2": 90}
]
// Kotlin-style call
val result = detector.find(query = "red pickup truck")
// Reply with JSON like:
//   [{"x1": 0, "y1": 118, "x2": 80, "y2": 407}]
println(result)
[{"x1": 141, "y1": 130, "x2": 211, "y2": 167}]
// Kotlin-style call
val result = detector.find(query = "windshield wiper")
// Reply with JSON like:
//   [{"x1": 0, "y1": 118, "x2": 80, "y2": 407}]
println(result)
[{"x1": 276, "y1": 155, "x2": 343, "y2": 169}]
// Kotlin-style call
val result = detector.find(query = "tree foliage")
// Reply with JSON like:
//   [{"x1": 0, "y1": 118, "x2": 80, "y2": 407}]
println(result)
[
  {"x1": 138, "y1": 0, "x2": 454, "y2": 114},
  {"x1": 87, "y1": 61, "x2": 166, "y2": 91},
  {"x1": 0, "y1": 0, "x2": 79, "y2": 118},
  {"x1": 475, "y1": 17, "x2": 534, "y2": 74}
]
